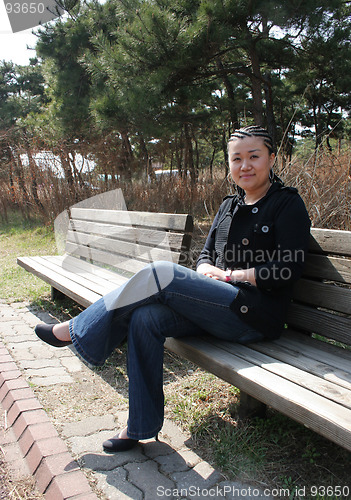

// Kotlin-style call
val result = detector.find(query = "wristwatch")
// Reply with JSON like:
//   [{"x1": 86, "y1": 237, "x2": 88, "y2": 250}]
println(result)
[{"x1": 225, "y1": 269, "x2": 232, "y2": 282}]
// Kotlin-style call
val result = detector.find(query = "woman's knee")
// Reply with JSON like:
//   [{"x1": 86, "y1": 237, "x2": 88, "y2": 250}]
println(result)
[{"x1": 148, "y1": 261, "x2": 176, "y2": 291}]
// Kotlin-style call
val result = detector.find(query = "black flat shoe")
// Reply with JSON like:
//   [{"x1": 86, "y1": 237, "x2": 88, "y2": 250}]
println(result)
[
  {"x1": 103, "y1": 433, "x2": 139, "y2": 453},
  {"x1": 34, "y1": 323, "x2": 72, "y2": 348}
]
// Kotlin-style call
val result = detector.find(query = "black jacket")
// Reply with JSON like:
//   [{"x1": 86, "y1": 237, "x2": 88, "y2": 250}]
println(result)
[{"x1": 196, "y1": 182, "x2": 311, "y2": 338}]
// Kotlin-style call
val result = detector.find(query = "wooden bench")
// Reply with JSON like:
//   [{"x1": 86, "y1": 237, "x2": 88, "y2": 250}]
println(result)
[
  {"x1": 17, "y1": 209, "x2": 351, "y2": 452},
  {"x1": 17, "y1": 207, "x2": 194, "y2": 307}
]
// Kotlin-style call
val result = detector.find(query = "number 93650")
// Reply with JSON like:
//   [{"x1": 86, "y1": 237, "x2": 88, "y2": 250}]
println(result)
[{"x1": 5, "y1": 2, "x2": 45, "y2": 14}]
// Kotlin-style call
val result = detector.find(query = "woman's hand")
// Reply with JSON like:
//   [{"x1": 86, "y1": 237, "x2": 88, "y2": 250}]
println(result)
[
  {"x1": 196, "y1": 263, "x2": 226, "y2": 281},
  {"x1": 197, "y1": 264, "x2": 257, "y2": 286}
]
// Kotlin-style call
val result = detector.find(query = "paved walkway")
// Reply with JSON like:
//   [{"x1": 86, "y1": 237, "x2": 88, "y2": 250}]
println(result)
[{"x1": 0, "y1": 300, "x2": 275, "y2": 500}]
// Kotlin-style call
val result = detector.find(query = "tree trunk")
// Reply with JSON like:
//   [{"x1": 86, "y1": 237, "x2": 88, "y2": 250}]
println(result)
[
  {"x1": 313, "y1": 104, "x2": 323, "y2": 151},
  {"x1": 246, "y1": 28, "x2": 264, "y2": 125},
  {"x1": 209, "y1": 147, "x2": 216, "y2": 182},
  {"x1": 263, "y1": 73, "x2": 277, "y2": 148},
  {"x1": 183, "y1": 122, "x2": 196, "y2": 183},
  {"x1": 69, "y1": 151, "x2": 86, "y2": 195},
  {"x1": 216, "y1": 58, "x2": 240, "y2": 130},
  {"x1": 174, "y1": 135, "x2": 183, "y2": 177},
  {"x1": 25, "y1": 143, "x2": 44, "y2": 212},
  {"x1": 13, "y1": 150, "x2": 31, "y2": 219},
  {"x1": 192, "y1": 128, "x2": 200, "y2": 177},
  {"x1": 60, "y1": 151, "x2": 77, "y2": 202},
  {"x1": 121, "y1": 131, "x2": 134, "y2": 181},
  {"x1": 7, "y1": 148, "x2": 16, "y2": 204},
  {"x1": 138, "y1": 134, "x2": 152, "y2": 179},
  {"x1": 222, "y1": 128, "x2": 229, "y2": 179}
]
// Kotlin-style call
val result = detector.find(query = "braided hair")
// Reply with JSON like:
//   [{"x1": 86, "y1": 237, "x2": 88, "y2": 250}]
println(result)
[
  {"x1": 228, "y1": 125, "x2": 275, "y2": 154},
  {"x1": 228, "y1": 125, "x2": 283, "y2": 199}
]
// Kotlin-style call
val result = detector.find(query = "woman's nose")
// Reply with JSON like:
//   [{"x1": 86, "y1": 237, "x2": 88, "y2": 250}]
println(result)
[{"x1": 241, "y1": 159, "x2": 251, "y2": 170}]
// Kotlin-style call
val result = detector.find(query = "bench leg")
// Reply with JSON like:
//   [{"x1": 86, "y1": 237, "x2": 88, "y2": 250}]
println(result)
[
  {"x1": 238, "y1": 391, "x2": 267, "y2": 420},
  {"x1": 51, "y1": 287, "x2": 66, "y2": 301}
]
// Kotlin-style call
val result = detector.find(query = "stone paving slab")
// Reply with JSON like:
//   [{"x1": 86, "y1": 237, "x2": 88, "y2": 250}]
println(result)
[{"x1": 0, "y1": 300, "x2": 277, "y2": 499}]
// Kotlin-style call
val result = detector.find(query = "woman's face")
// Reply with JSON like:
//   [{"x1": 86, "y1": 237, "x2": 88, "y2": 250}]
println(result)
[{"x1": 228, "y1": 136, "x2": 275, "y2": 198}]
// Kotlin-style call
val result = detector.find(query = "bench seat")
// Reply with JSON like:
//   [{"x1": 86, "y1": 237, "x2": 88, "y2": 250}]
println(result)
[
  {"x1": 18, "y1": 254, "x2": 128, "y2": 308},
  {"x1": 165, "y1": 331, "x2": 351, "y2": 451}
]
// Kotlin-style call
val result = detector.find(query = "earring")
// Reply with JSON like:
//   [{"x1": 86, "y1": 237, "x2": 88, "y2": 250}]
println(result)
[
  {"x1": 269, "y1": 168, "x2": 275, "y2": 183},
  {"x1": 226, "y1": 173, "x2": 234, "y2": 194}
]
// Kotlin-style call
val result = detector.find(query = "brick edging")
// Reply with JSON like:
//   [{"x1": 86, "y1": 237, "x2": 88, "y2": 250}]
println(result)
[{"x1": 0, "y1": 342, "x2": 98, "y2": 499}]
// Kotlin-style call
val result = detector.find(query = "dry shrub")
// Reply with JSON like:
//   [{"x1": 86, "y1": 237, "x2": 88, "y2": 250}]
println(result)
[
  {"x1": 0, "y1": 146, "x2": 350, "y2": 231},
  {"x1": 280, "y1": 146, "x2": 351, "y2": 230},
  {"x1": 120, "y1": 171, "x2": 228, "y2": 218}
]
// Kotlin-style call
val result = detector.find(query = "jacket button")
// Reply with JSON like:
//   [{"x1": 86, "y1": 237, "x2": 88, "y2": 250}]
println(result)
[
  {"x1": 242, "y1": 238, "x2": 249, "y2": 245},
  {"x1": 252, "y1": 207, "x2": 258, "y2": 213},
  {"x1": 240, "y1": 305, "x2": 248, "y2": 314},
  {"x1": 262, "y1": 225, "x2": 269, "y2": 233}
]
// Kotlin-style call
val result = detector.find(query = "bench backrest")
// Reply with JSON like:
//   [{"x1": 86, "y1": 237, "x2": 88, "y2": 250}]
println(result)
[
  {"x1": 65, "y1": 208, "x2": 193, "y2": 277},
  {"x1": 288, "y1": 228, "x2": 351, "y2": 348},
  {"x1": 66, "y1": 211, "x2": 350, "y2": 346}
]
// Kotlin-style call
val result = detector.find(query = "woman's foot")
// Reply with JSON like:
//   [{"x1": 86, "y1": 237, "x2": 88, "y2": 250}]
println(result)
[
  {"x1": 34, "y1": 321, "x2": 72, "y2": 347},
  {"x1": 102, "y1": 427, "x2": 139, "y2": 453}
]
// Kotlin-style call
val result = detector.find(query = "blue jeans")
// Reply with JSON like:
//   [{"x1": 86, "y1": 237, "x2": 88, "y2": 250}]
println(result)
[{"x1": 69, "y1": 261, "x2": 263, "y2": 439}]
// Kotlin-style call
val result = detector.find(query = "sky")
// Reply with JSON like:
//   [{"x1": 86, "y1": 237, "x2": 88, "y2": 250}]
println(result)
[{"x1": 0, "y1": 1, "x2": 42, "y2": 65}]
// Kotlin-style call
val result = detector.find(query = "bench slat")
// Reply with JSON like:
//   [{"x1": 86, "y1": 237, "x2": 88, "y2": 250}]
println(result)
[
  {"x1": 66, "y1": 230, "x2": 181, "y2": 264},
  {"x1": 70, "y1": 208, "x2": 194, "y2": 232},
  {"x1": 165, "y1": 336, "x2": 351, "y2": 451},
  {"x1": 36, "y1": 256, "x2": 122, "y2": 296},
  {"x1": 287, "y1": 303, "x2": 351, "y2": 346},
  {"x1": 303, "y1": 253, "x2": 351, "y2": 284},
  {"x1": 292, "y1": 278, "x2": 351, "y2": 315},
  {"x1": 50, "y1": 255, "x2": 127, "y2": 287},
  {"x1": 310, "y1": 228, "x2": 351, "y2": 257},
  {"x1": 17, "y1": 256, "x2": 100, "y2": 308},
  {"x1": 68, "y1": 220, "x2": 187, "y2": 251},
  {"x1": 205, "y1": 338, "x2": 351, "y2": 408},
  {"x1": 279, "y1": 330, "x2": 351, "y2": 363},
  {"x1": 65, "y1": 241, "x2": 151, "y2": 275},
  {"x1": 247, "y1": 336, "x2": 351, "y2": 392}
]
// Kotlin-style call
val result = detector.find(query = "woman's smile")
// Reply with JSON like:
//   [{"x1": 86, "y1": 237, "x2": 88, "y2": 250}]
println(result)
[{"x1": 240, "y1": 173, "x2": 255, "y2": 178}]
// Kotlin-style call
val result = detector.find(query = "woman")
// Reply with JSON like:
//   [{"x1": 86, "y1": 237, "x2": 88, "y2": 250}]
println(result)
[{"x1": 35, "y1": 126, "x2": 311, "y2": 452}]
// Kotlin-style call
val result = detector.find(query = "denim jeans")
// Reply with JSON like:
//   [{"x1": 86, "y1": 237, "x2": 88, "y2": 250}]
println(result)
[{"x1": 69, "y1": 261, "x2": 263, "y2": 439}]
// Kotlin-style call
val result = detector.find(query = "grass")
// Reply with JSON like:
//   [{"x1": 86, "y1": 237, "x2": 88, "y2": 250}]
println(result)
[
  {"x1": 1, "y1": 210, "x2": 351, "y2": 499},
  {"x1": 0, "y1": 212, "x2": 55, "y2": 302},
  {"x1": 0, "y1": 211, "x2": 82, "y2": 317},
  {"x1": 163, "y1": 367, "x2": 351, "y2": 499}
]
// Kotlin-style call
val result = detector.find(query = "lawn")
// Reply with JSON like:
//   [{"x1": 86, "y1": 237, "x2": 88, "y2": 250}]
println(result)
[{"x1": 0, "y1": 211, "x2": 82, "y2": 317}]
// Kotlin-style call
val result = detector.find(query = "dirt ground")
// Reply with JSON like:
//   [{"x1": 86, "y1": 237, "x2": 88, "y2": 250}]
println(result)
[
  {"x1": 0, "y1": 459, "x2": 11, "y2": 500},
  {"x1": 0, "y1": 411, "x2": 43, "y2": 500},
  {"x1": 0, "y1": 456, "x2": 42, "y2": 500}
]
